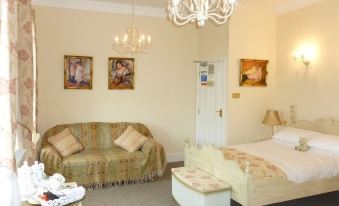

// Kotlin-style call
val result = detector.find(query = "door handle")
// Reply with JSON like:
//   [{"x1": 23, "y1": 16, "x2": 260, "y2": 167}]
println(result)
[{"x1": 216, "y1": 109, "x2": 223, "y2": 118}]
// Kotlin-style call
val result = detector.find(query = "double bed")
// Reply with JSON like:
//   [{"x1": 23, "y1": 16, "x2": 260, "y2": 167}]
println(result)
[{"x1": 185, "y1": 118, "x2": 339, "y2": 206}]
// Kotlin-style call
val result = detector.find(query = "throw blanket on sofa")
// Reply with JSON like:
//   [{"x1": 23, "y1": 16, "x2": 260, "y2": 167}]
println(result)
[{"x1": 40, "y1": 122, "x2": 167, "y2": 189}]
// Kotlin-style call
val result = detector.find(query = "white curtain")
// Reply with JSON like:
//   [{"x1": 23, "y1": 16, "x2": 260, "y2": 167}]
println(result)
[{"x1": 0, "y1": 167, "x2": 21, "y2": 206}]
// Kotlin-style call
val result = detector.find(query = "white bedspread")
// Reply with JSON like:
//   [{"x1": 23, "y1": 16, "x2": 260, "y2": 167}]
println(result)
[{"x1": 231, "y1": 140, "x2": 339, "y2": 183}]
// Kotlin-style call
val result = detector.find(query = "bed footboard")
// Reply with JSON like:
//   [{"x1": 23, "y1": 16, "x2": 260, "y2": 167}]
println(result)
[
  {"x1": 184, "y1": 140, "x2": 339, "y2": 206},
  {"x1": 184, "y1": 140, "x2": 252, "y2": 206}
]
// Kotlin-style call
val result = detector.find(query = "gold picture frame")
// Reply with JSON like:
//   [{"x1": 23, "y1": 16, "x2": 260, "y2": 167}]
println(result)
[
  {"x1": 240, "y1": 59, "x2": 268, "y2": 87},
  {"x1": 108, "y1": 57, "x2": 135, "y2": 90},
  {"x1": 64, "y1": 55, "x2": 93, "y2": 89}
]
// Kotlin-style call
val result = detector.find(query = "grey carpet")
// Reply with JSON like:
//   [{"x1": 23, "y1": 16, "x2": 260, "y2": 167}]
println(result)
[
  {"x1": 82, "y1": 162, "x2": 182, "y2": 206},
  {"x1": 83, "y1": 162, "x2": 339, "y2": 206}
]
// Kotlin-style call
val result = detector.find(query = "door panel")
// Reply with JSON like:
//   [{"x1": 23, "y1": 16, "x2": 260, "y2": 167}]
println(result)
[{"x1": 196, "y1": 61, "x2": 225, "y2": 147}]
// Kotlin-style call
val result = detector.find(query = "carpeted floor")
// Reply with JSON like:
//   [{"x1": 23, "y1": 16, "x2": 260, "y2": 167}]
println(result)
[{"x1": 83, "y1": 162, "x2": 339, "y2": 206}]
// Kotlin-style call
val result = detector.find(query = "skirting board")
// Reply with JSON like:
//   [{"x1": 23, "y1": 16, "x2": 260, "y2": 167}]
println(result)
[{"x1": 167, "y1": 152, "x2": 184, "y2": 163}]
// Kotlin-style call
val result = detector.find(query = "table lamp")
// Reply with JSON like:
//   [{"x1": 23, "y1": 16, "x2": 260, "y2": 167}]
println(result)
[{"x1": 262, "y1": 110, "x2": 282, "y2": 136}]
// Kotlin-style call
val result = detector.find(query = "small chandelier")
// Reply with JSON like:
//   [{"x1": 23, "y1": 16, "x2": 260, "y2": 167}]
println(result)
[
  {"x1": 113, "y1": 0, "x2": 152, "y2": 55},
  {"x1": 167, "y1": 0, "x2": 238, "y2": 27}
]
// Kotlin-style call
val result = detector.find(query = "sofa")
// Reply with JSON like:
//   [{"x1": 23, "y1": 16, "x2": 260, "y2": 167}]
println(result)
[{"x1": 39, "y1": 122, "x2": 167, "y2": 188}]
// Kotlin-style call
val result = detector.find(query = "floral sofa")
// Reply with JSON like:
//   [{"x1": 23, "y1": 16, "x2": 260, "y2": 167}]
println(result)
[{"x1": 39, "y1": 122, "x2": 167, "y2": 189}]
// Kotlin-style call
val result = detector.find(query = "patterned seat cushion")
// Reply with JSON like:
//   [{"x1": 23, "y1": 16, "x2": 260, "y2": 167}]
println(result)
[{"x1": 171, "y1": 167, "x2": 230, "y2": 193}]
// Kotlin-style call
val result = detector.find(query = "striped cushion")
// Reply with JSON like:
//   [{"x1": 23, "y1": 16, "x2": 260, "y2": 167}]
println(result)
[
  {"x1": 114, "y1": 126, "x2": 148, "y2": 152},
  {"x1": 48, "y1": 128, "x2": 84, "y2": 157}
]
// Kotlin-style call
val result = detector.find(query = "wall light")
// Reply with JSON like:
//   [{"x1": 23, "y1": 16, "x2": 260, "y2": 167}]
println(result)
[{"x1": 293, "y1": 46, "x2": 315, "y2": 68}]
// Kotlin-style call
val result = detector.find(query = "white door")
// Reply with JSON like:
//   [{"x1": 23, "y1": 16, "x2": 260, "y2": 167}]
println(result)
[{"x1": 196, "y1": 61, "x2": 225, "y2": 147}]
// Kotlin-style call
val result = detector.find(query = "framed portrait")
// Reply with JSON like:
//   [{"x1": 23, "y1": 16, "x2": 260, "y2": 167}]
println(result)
[
  {"x1": 240, "y1": 59, "x2": 269, "y2": 87},
  {"x1": 108, "y1": 57, "x2": 135, "y2": 90},
  {"x1": 64, "y1": 55, "x2": 93, "y2": 89}
]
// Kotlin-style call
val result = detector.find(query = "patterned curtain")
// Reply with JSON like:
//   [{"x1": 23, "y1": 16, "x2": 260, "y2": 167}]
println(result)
[{"x1": 0, "y1": 0, "x2": 37, "y2": 171}]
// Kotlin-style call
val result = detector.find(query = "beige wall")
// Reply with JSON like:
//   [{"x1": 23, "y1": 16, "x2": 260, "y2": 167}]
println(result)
[
  {"x1": 227, "y1": 0, "x2": 277, "y2": 145},
  {"x1": 195, "y1": 23, "x2": 229, "y2": 144},
  {"x1": 35, "y1": 6, "x2": 198, "y2": 157},
  {"x1": 35, "y1": 0, "x2": 279, "y2": 158},
  {"x1": 197, "y1": 23, "x2": 228, "y2": 60},
  {"x1": 275, "y1": 0, "x2": 339, "y2": 122},
  {"x1": 190, "y1": 0, "x2": 278, "y2": 145}
]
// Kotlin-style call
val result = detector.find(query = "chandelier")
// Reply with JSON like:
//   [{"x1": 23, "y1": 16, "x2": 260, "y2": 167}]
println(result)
[
  {"x1": 113, "y1": 0, "x2": 152, "y2": 55},
  {"x1": 167, "y1": 0, "x2": 238, "y2": 27}
]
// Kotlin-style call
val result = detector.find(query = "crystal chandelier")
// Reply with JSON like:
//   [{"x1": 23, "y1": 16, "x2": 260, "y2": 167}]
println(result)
[
  {"x1": 167, "y1": 0, "x2": 238, "y2": 27},
  {"x1": 113, "y1": 0, "x2": 152, "y2": 55}
]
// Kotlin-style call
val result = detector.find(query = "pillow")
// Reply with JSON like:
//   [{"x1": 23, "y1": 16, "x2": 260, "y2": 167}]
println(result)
[
  {"x1": 308, "y1": 134, "x2": 339, "y2": 153},
  {"x1": 273, "y1": 127, "x2": 323, "y2": 143},
  {"x1": 48, "y1": 128, "x2": 84, "y2": 157},
  {"x1": 114, "y1": 126, "x2": 148, "y2": 152}
]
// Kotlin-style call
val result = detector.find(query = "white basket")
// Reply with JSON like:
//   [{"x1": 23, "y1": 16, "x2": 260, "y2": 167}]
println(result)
[{"x1": 41, "y1": 186, "x2": 86, "y2": 206}]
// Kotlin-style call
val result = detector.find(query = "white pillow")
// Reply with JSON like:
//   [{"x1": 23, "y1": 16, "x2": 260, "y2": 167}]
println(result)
[
  {"x1": 273, "y1": 127, "x2": 323, "y2": 143},
  {"x1": 308, "y1": 134, "x2": 339, "y2": 153}
]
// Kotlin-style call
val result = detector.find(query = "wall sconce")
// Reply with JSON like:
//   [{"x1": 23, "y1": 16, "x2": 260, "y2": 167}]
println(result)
[
  {"x1": 293, "y1": 46, "x2": 315, "y2": 68},
  {"x1": 294, "y1": 54, "x2": 310, "y2": 67}
]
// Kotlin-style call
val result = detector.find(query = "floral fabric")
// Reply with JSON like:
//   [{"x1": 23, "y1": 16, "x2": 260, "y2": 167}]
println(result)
[
  {"x1": 0, "y1": 0, "x2": 19, "y2": 172},
  {"x1": 17, "y1": 0, "x2": 37, "y2": 164},
  {"x1": 39, "y1": 122, "x2": 167, "y2": 188},
  {"x1": 221, "y1": 148, "x2": 286, "y2": 181},
  {"x1": 0, "y1": 0, "x2": 37, "y2": 171},
  {"x1": 171, "y1": 167, "x2": 230, "y2": 193}
]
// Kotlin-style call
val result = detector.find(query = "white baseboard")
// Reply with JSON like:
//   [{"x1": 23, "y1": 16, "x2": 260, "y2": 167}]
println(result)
[{"x1": 167, "y1": 152, "x2": 184, "y2": 163}]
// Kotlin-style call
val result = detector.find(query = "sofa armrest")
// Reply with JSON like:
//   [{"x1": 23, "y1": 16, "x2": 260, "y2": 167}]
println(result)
[
  {"x1": 141, "y1": 139, "x2": 155, "y2": 155},
  {"x1": 141, "y1": 138, "x2": 167, "y2": 176},
  {"x1": 39, "y1": 144, "x2": 63, "y2": 175}
]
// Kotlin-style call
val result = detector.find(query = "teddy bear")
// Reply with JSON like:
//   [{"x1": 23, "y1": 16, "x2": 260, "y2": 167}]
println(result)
[{"x1": 295, "y1": 137, "x2": 310, "y2": 152}]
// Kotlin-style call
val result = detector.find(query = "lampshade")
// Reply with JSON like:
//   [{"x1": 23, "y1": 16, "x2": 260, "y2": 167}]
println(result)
[{"x1": 262, "y1": 110, "x2": 282, "y2": 126}]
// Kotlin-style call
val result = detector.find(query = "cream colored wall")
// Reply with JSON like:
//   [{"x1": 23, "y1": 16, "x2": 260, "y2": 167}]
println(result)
[
  {"x1": 227, "y1": 0, "x2": 277, "y2": 145},
  {"x1": 197, "y1": 23, "x2": 228, "y2": 60},
  {"x1": 35, "y1": 6, "x2": 198, "y2": 157},
  {"x1": 195, "y1": 23, "x2": 229, "y2": 144},
  {"x1": 193, "y1": 0, "x2": 277, "y2": 145},
  {"x1": 275, "y1": 0, "x2": 339, "y2": 122},
  {"x1": 36, "y1": 0, "x2": 279, "y2": 156}
]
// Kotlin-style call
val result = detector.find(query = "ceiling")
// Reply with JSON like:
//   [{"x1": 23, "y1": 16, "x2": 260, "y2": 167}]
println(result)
[
  {"x1": 0, "y1": 0, "x2": 324, "y2": 16},
  {"x1": 91, "y1": 0, "x2": 325, "y2": 15},
  {"x1": 92, "y1": 0, "x2": 319, "y2": 10},
  {"x1": 92, "y1": 0, "x2": 166, "y2": 8}
]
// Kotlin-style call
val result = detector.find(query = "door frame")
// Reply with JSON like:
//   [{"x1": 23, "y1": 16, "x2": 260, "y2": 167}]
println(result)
[{"x1": 194, "y1": 59, "x2": 228, "y2": 147}]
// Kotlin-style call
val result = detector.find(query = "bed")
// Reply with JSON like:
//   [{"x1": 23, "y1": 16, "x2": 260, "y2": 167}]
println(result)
[{"x1": 185, "y1": 118, "x2": 339, "y2": 206}]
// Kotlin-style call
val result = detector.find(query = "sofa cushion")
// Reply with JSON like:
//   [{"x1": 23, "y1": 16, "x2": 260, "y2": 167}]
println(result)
[
  {"x1": 171, "y1": 167, "x2": 230, "y2": 193},
  {"x1": 114, "y1": 126, "x2": 148, "y2": 152},
  {"x1": 48, "y1": 128, "x2": 84, "y2": 157}
]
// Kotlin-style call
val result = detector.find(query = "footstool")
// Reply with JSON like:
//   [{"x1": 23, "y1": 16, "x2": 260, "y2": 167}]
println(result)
[{"x1": 171, "y1": 167, "x2": 230, "y2": 206}]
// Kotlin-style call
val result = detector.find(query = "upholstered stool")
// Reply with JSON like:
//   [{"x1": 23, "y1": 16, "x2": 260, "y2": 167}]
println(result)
[{"x1": 171, "y1": 167, "x2": 230, "y2": 206}]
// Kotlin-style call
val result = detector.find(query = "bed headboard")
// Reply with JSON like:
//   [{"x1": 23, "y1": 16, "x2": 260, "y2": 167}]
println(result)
[{"x1": 291, "y1": 118, "x2": 339, "y2": 136}]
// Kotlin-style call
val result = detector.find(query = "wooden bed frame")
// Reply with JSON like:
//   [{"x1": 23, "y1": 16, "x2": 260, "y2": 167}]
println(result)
[{"x1": 185, "y1": 118, "x2": 339, "y2": 206}]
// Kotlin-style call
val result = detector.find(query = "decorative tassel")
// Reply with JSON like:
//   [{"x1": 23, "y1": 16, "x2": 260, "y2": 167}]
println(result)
[{"x1": 82, "y1": 171, "x2": 160, "y2": 190}]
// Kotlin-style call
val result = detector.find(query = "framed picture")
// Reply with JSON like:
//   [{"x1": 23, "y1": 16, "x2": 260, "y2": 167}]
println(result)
[
  {"x1": 240, "y1": 59, "x2": 269, "y2": 87},
  {"x1": 108, "y1": 57, "x2": 135, "y2": 90},
  {"x1": 64, "y1": 55, "x2": 93, "y2": 89}
]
